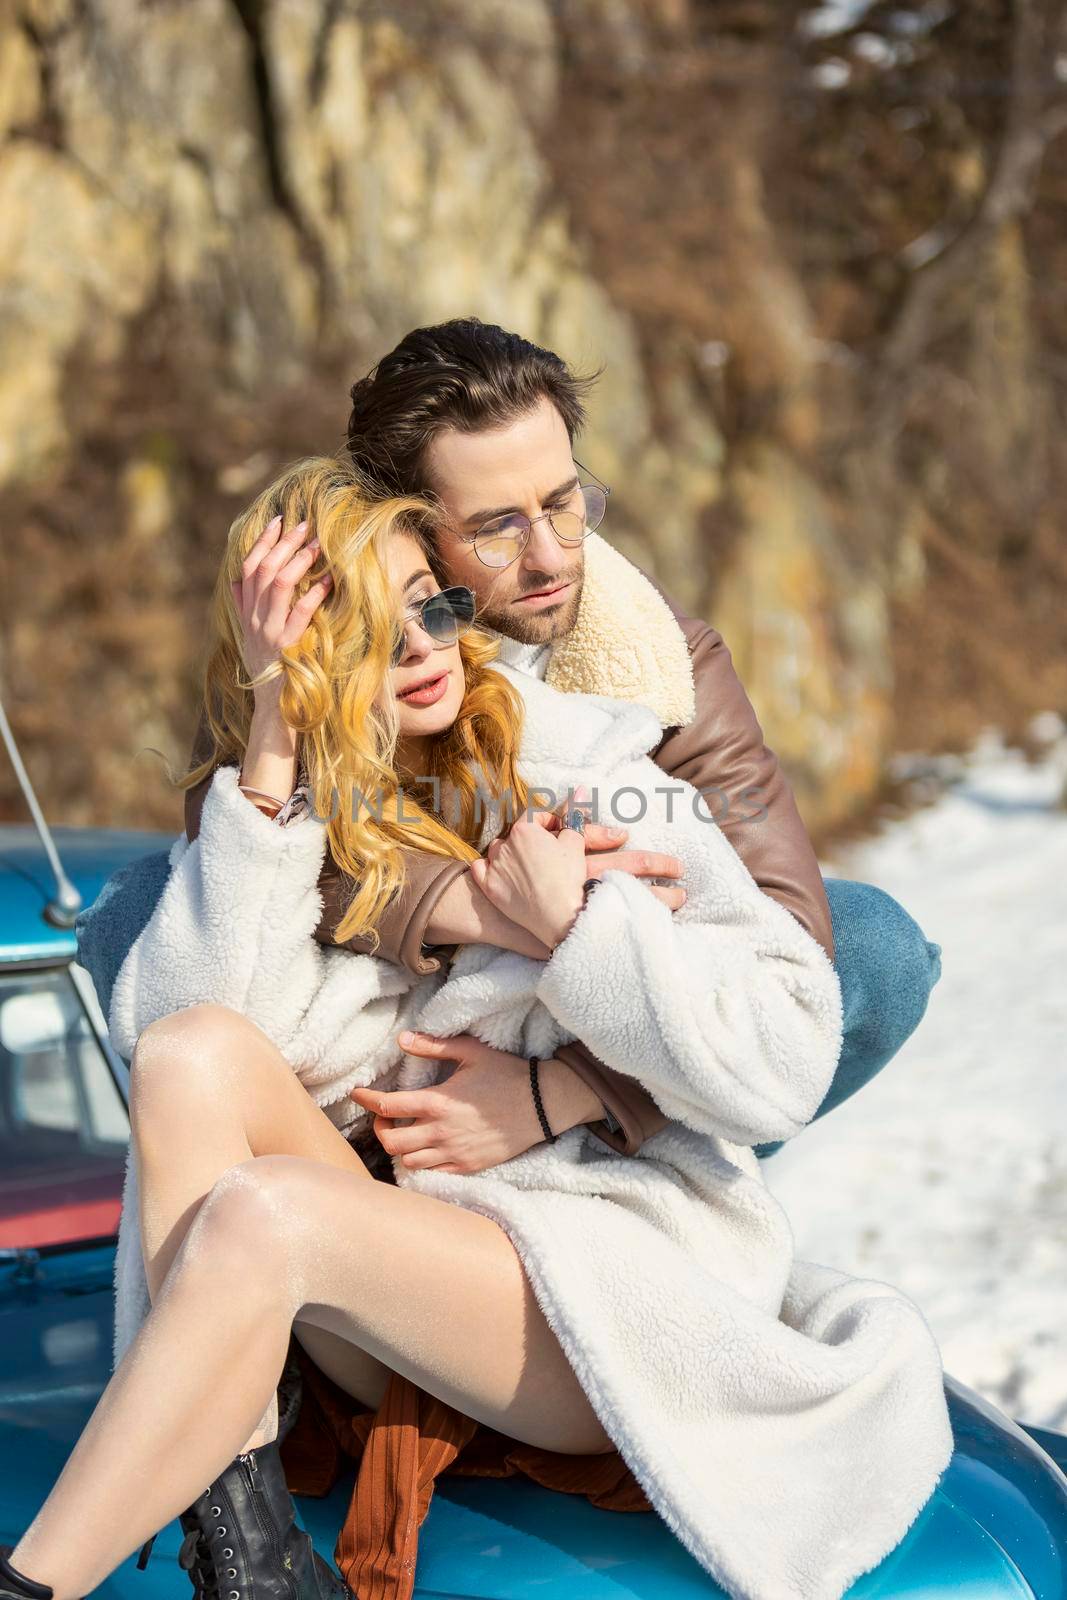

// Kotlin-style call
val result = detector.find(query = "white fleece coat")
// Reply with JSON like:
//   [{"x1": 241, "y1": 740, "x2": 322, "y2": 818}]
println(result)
[{"x1": 107, "y1": 652, "x2": 953, "y2": 1600}]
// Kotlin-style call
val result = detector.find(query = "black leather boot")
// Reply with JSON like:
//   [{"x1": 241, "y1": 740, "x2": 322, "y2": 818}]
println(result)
[
  {"x1": 182, "y1": 1434, "x2": 351, "y2": 1600},
  {"x1": 0, "y1": 1547, "x2": 60, "y2": 1600},
  {"x1": 137, "y1": 1433, "x2": 352, "y2": 1600}
]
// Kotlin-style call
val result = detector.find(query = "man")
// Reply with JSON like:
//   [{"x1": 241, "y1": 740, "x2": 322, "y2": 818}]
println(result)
[{"x1": 180, "y1": 317, "x2": 942, "y2": 1170}]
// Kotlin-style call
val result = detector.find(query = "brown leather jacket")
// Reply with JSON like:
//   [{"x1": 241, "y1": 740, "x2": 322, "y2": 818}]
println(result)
[{"x1": 184, "y1": 595, "x2": 833, "y2": 1161}]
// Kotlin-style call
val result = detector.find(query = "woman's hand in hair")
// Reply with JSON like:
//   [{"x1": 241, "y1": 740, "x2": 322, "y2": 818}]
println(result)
[
  {"x1": 349, "y1": 1034, "x2": 605, "y2": 1173},
  {"x1": 231, "y1": 513, "x2": 332, "y2": 693},
  {"x1": 232, "y1": 512, "x2": 332, "y2": 808}
]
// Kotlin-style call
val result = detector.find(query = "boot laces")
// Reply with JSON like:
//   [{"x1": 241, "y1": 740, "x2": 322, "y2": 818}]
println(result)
[{"x1": 177, "y1": 1526, "x2": 224, "y2": 1599}]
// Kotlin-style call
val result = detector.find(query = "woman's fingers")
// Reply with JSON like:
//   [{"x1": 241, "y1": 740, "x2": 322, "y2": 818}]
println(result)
[
  {"x1": 249, "y1": 517, "x2": 310, "y2": 588},
  {"x1": 278, "y1": 573, "x2": 333, "y2": 648},
  {"x1": 239, "y1": 512, "x2": 284, "y2": 581},
  {"x1": 525, "y1": 808, "x2": 559, "y2": 831},
  {"x1": 240, "y1": 518, "x2": 308, "y2": 615},
  {"x1": 261, "y1": 538, "x2": 319, "y2": 640},
  {"x1": 234, "y1": 512, "x2": 333, "y2": 681},
  {"x1": 507, "y1": 811, "x2": 626, "y2": 849},
  {"x1": 533, "y1": 791, "x2": 627, "y2": 849},
  {"x1": 251, "y1": 520, "x2": 311, "y2": 631},
  {"x1": 580, "y1": 821, "x2": 628, "y2": 849},
  {"x1": 554, "y1": 821, "x2": 588, "y2": 865},
  {"x1": 273, "y1": 532, "x2": 323, "y2": 595},
  {"x1": 268, "y1": 531, "x2": 332, "y2": 644}
]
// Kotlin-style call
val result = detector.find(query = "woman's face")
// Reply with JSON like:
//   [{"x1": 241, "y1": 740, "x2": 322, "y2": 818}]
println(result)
[{"x1": 386, "y1": 532, "x2": 467, "y2": 762}]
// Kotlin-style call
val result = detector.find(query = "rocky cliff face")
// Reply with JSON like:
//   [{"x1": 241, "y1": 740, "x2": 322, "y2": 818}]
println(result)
[{"x1": 2, "y1": 0, "x2": 1063, "y2": 834}]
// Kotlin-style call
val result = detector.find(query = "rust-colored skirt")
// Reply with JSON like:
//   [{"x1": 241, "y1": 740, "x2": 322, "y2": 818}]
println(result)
[{"x1": 277, "y1": 1135, "x2": 651, "y2": 1599}]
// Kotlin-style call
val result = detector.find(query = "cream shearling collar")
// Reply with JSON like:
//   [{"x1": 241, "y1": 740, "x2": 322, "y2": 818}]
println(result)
[{"x1": 543, "y1": 533, "x2": 697, "y2": 728}]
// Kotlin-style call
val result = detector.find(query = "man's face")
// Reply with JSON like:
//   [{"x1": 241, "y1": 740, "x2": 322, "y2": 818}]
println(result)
[{"x1": 423, "y1": 395, "x2": 586, "y2": 644}]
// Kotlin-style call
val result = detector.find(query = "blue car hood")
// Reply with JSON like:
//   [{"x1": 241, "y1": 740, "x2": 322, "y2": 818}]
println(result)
[{"x1": 3, "y1": 1248, "x2": 1065, "y2": 1599}]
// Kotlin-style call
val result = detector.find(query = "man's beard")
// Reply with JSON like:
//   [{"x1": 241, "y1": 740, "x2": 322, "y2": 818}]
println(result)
[{"x1": 476, "y1": 567, "x2": 585, "y2": 645}]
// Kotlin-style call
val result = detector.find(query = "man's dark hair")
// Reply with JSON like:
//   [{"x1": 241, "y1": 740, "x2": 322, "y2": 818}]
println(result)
[{"x1": 346, "y1": 318, "x2": 602, "y2": 498}]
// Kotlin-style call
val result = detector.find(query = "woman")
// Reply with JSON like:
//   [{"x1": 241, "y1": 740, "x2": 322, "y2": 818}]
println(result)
[{"x1": 3, "y1": 457, "x2": 950, "y2": 1600}]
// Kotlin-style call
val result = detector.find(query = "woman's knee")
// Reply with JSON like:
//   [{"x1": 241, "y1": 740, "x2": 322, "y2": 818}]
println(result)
[
  {"x1": 177, "y1": 1155, "x2": 305, "y2": 1301},
  {"x1": 129, "y1": 1003, "x2": 263, "y2": 1126}
]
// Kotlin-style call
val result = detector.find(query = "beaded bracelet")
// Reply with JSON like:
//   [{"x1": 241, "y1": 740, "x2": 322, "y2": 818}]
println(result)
[{"x1": 528, "y1": 1055, "x2": 557, "y2": 1143}]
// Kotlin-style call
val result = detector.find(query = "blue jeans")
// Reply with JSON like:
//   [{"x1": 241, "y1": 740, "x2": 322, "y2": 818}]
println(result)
[
  {"x1": 752, "y1": 878, "x2": 943, "y2": 1161},
  {"x1": 77, "y1": 858, "x2": 942, "y2": 1149}
]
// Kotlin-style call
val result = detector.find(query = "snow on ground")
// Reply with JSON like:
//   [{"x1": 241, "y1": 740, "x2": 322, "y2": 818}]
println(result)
[{"x1": 761, "y1": 715, "x2": 1067, "y2": 1432}]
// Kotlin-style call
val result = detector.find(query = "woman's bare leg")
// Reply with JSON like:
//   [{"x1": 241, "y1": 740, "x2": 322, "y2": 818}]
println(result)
[
  {"x1": 9, "y1": 1008, "x2": 612, "y2": 1600},
  {"x1": 129, "y1": 1004, "x2": 394, "y2": 1443}
]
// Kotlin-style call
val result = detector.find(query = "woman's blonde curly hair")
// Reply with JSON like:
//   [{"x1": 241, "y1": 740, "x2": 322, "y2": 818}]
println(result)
[{"x1": 178, "y1": 454, "x2": 528, "y2": 948}]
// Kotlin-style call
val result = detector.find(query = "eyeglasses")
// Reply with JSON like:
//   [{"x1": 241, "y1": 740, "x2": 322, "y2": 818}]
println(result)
[
  {"x1": 458, "y1": 460, "x2": 611, "y2": 570},
  {"x1": 390, "y1": 584, "x2": 477, "y2": 668}
]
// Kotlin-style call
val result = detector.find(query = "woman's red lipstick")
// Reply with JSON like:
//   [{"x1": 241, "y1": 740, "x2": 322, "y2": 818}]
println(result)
[{"x1": 398, "y1": 670, "x2": 450, "y2": 706}]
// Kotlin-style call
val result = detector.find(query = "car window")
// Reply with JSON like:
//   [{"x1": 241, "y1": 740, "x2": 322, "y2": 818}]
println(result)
[{"x1": 0, "y1": 968, "x2": 129, "y2": 1249}]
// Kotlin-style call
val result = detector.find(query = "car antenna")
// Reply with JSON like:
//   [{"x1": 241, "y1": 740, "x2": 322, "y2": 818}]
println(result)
[{"x1": 0, "y1": 692, "x2": 83, "y2": 928}]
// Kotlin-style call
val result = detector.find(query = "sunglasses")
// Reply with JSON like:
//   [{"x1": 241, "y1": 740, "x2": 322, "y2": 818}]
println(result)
[{"x1": 390, "y1": 585, "x2": 478, "y2": 668}]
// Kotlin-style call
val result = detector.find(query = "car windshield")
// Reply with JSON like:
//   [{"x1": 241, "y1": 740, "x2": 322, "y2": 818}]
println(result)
[{"x1": 0, "y1": 967, "x2": 129, "y2": 1250}]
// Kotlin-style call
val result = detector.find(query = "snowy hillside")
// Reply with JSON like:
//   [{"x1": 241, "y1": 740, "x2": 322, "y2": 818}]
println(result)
[{"x1": 763, "y1": 716, "x2": 1067, "y2": 1431}]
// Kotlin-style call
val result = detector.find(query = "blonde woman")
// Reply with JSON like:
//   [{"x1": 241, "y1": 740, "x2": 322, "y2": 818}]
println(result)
[
  {"x1": 5, "y1": 455, "x2": 949, "y2": 1600},
  {"x1": 1, "y1": 459, "x2": 620, "y2": 1600}
]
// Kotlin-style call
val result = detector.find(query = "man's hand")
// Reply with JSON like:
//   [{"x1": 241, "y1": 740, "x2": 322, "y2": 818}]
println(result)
[{"x1": 349, "y1": 1030, "x2": 605, "y2": 1174}]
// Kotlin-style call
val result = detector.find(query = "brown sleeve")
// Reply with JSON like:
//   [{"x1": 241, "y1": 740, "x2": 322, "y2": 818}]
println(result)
[
  {"x1": 312, "y1": 851, "x2": 472, "y2": 978},
  {"x1": 554, "y1": 1041, "x2": 669, "y2": 1155},
  {"x1": 651, "y1": 615, "x2": 835, "y2": 964}
]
